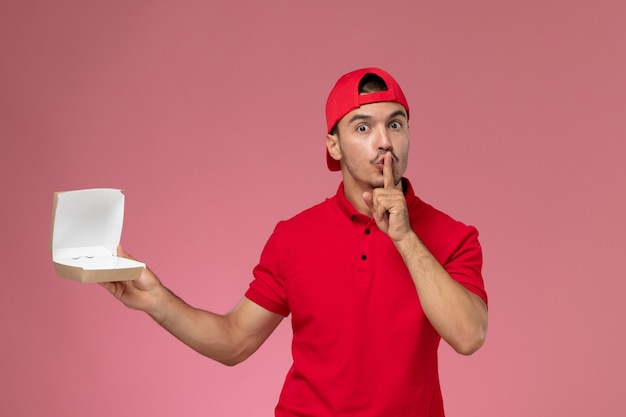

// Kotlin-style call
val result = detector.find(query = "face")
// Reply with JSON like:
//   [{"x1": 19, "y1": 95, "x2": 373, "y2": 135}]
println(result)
[{"x1": 326, "y1": 101, "x2": 409, "y2": 191}]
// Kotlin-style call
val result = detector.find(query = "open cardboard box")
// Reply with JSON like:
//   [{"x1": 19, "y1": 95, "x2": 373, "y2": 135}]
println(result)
[{"x1": 50, "y1": 188, "x2": 145, "y2": 283}]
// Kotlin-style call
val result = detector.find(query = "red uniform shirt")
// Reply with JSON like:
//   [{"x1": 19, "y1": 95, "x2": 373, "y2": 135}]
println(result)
[{"x1": 246, "y1": 179, "x2": 487, "y2": 417}]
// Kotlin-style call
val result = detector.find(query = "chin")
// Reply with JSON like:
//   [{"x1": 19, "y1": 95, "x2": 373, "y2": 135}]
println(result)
[{"x1": 369, "y1": 179, "x2": 385, "y2": 189}]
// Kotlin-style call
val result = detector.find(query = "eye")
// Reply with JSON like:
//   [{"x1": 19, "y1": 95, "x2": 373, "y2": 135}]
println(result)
[
  {"x1": 356, "y1": 124, "x2": 369, "y2": 133},
  {"x1": 389, "y1": 121, "x2": 402, "y2": 130}
]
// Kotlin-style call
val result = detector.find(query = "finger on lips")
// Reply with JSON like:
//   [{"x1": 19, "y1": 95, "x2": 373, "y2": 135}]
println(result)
[{"x1": 383, "y1": 152, "x2": 393, "y2": 189}]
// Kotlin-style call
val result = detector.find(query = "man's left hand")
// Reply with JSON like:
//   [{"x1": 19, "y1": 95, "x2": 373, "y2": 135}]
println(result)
[{"x1": 363, "y1": 152, "x2": 412, "y2": 242}]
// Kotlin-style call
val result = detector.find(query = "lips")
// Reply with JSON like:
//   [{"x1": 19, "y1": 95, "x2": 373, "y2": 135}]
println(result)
[{"x1": 372, "y1": 152, "x2": 397, "y2": 168}]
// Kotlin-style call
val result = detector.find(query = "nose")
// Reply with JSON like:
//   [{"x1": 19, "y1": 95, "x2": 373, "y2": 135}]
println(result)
[{"x1": 376, "y1": 126, "x2": 392, "y2": 152}]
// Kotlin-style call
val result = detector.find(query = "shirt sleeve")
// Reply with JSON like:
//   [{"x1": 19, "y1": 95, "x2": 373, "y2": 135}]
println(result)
[
  {"x1": 245, "y1": 222, "x2": 291, "y2": 317},
  {"x1": 445, "y1": 225, "x2": 488, "y2": 307}
]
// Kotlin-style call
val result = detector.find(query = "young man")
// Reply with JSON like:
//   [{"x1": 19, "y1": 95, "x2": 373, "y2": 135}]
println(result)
[{"x1": 102, "y1": 67, "x2": 488, "y2": 416}]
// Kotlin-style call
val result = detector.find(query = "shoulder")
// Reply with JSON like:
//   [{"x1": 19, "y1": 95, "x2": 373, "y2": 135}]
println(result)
[
  {"x1": 403, "y1": 179, "x2": 475, "y2": 236},
  {"x1": 411, "y1": 197, "x2": 475, "y2": 233},
  {"x1": 273, "y1": 196, "x2": 340, "y2": 234},
  {"x1": 408, "y1": 195, "x2": 481, "y2": 258}
]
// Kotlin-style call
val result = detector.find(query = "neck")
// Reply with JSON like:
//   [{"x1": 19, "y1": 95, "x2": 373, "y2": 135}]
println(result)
[{"x1": 341, "y1": 177, "x2": 375, "y2": 217}]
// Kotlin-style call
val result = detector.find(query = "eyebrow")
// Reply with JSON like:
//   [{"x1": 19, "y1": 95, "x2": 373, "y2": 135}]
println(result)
[{"x1": 347, "y1": 109, "x2": 408, "y2": 125}]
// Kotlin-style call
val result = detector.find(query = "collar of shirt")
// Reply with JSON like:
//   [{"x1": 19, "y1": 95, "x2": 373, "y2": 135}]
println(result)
[{"x1": 334, "y1": 177, "x2": 416, "y2": 224}]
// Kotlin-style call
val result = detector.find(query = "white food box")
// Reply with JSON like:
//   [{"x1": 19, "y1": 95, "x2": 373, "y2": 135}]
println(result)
[{"x1": 50, "y1": 188, "x2": 145, "y2": 282}]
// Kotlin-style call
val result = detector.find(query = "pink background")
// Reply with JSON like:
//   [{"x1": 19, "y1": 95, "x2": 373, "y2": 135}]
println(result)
[{"x1": 1, "y1": 1, "x2": 625, "y2": 416}]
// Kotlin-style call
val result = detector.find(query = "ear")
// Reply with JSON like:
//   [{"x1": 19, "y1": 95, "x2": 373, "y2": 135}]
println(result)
[{"x1": 326, "y1": 133, "x2": 342, "y2": 163}]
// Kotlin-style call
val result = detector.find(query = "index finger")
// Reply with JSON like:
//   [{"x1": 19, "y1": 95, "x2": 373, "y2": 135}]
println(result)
[{"x1": 383, "y1": 152, "x2": 394, "y2": 188}]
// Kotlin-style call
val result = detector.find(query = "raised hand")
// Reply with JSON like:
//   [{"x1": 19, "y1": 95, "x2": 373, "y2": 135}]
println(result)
[{"x1": 363, "y1": 152, "x2": 412, "y2": 242}]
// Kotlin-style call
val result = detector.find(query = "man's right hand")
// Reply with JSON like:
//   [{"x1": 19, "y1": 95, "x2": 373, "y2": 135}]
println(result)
[{"x1": 99, "y1": 246, "x2": 163, "y2": 314}]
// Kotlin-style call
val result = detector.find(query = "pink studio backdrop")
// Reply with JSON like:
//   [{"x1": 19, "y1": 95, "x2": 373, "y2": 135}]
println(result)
[{"x1": 1, "y1": 1, "x2": 625, "y2": 416}]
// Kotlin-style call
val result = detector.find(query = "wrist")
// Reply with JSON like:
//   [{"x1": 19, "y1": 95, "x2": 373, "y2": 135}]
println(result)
[
  {"x1": 394, "y1": 230, "x2": 422, "y2": 256},
  {"x1": 145, "y1": 284, "x2": 174, "y2": 323}
]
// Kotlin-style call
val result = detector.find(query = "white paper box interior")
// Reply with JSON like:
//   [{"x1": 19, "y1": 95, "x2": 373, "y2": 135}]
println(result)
[{"x1": 51, "y1": 188, "x2": 145, "y2": 283}]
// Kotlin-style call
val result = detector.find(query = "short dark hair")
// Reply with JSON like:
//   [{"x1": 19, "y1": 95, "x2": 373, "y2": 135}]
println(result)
[{"x1": 358, "y1": 73, "x2": 388, "y2": 94}]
